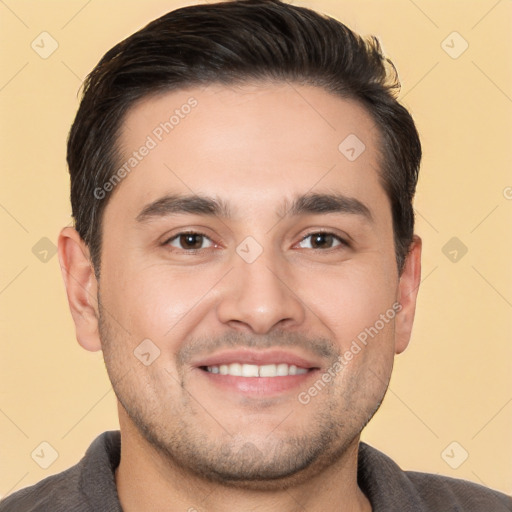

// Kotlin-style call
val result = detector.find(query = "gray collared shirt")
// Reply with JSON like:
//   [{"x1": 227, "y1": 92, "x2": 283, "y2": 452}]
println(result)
[{"x1": 1, "y1": 430, "x2": 510, "y2": 511}]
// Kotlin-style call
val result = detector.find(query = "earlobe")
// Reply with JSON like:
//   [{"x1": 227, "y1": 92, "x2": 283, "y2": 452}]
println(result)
[
  {"x1": 395, "y1": 234, "x2": 422, "y2": 355},
  {"x1": 58, "y1": 227, "x2": 102, "y2": 352}
]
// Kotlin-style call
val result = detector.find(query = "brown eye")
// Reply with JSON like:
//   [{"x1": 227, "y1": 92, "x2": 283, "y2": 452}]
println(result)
[
  {"x1": 298, "y1": 232, "x2": 346, "y2": 250},
  {"x1": 167, "y1": 233, "x2": 213, "y2": 250}
]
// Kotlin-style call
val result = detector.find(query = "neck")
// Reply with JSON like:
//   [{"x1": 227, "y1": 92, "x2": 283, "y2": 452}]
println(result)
[{"x1": 115, "y1": 411, "x2": 371, "y2": 512}]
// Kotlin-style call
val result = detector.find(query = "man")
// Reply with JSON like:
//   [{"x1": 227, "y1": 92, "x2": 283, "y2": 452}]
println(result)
[{"x1": 1, "y1": 0, "x2": 510, "y2": 510}]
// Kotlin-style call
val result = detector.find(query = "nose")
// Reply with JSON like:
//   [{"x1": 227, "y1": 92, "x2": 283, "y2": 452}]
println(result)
[{"x1": 215, "y1": 250, "x2": 306, "y2": 334}]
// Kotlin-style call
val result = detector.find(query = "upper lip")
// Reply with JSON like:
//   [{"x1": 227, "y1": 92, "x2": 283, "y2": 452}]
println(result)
[{"x1": 193, "y1": 349, "x2": 322, "y2": 370}]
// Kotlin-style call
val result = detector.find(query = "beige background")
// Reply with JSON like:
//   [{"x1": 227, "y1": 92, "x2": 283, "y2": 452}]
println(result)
[{"x1": 1, "y1": 0, "x2": 511, "y2": 499}]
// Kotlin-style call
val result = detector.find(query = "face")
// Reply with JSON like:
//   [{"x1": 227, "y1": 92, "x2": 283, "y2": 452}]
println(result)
[{"x1": 68, "y1": 82, "x2": 420, "y2": 488}]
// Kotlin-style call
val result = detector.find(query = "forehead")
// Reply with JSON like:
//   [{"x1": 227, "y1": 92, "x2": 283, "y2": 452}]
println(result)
[{"x1": 108, "y1": 82, "x2": 386, "y2": 221}]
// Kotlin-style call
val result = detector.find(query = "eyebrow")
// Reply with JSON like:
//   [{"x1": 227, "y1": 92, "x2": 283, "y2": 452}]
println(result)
[{"x1": 135, "y1": 192, "x2": 373, "y2": 224}]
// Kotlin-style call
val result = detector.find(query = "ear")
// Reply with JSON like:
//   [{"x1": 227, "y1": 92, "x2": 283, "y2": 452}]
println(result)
[
  {"x1": 58, "y1": 227, "x2": 102, "y2": 352},
  {"x1": 395, "y1": 234, "x2": 422, "y2": 355}
]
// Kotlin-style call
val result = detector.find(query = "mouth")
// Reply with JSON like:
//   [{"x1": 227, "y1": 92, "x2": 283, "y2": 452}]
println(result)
[
  {"x1": 198, "y1": 364, "x2": 318, "y2": 395},
  {"x1": 201, "y1": 362, "x2": 309, "y2": 377},
  {"x1": 193, "y1": 349, "x2": 322, "y2": 395}
]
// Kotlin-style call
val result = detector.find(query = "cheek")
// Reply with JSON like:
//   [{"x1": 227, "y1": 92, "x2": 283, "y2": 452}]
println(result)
[
  {"x1": 102, "y1": 261, "x2": 222, "y2": 345},
  {"x1": 298, "y1": 263, "x2": 397, "y2": 346}
]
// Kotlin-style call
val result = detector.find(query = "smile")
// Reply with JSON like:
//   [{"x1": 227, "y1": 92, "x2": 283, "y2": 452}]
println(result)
[{"x1": 203, "y1": 363, "x2": 309, "y2": 377}]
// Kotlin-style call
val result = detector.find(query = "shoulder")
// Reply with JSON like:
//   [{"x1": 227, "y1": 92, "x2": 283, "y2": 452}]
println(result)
[
  {"x1": 0, "y1": 430, "x2": 121, "y2": 512},
  {"x1": 358, "y1": 442, "x2": 512, "y2": 511},
  {"x1": 0, "y1": 465, "x2": 84, "y2": 512},
  {"x1": 406, "y1": 470, "x2": 512, "y2": 511}
]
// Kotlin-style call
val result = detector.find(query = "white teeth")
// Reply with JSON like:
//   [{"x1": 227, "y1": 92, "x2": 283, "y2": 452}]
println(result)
[
  {"x1": 205, "y1": 362, "x2": 309, "y2": 377},
  {"x1": 230, "y1": 363, "x2": 242, "y2": 376},
  {"x1": 276, "y1": 363, "x2": 289, "y2": 376},
  {"x1": 242, "y1": 364, "x2": 259, "y2": 377},
  {"x1": 259, "y1": 364, "x2": 277, "y2": 377}
]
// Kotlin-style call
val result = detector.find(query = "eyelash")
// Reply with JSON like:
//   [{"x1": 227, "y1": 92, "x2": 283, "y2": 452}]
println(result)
[{"x1": 163, "y1": 230, "x2": 350, "y2": 253}]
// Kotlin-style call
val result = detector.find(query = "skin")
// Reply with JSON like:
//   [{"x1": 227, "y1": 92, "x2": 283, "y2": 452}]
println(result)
[{"x1": 58, "y1": 82, "x2": 421, "y2": 512}]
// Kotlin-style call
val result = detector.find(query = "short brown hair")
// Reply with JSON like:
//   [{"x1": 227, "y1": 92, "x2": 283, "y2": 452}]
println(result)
[{"x1": 67, "y1": 0, "x2": 421, "y2": 278}]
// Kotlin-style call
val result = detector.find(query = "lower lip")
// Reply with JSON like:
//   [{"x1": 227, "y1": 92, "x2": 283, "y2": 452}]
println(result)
[{"x1": 197, "y1": 368, "x2": 319, "y2": 395}]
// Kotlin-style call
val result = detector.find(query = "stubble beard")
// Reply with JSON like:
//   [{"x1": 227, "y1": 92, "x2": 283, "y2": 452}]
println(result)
[{"x1": 98, "y1": 297, "x2": 390, "y2": 490}]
